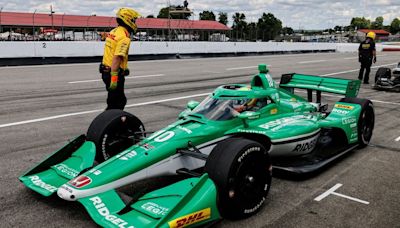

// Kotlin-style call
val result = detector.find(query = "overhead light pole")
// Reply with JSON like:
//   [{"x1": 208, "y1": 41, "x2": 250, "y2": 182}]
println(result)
[
  {"x1": 0, "y1": 7, "x2": 4, "y2": 34},
  {"x1": 32, "y1": 9, "x2": 37, "y2": 41},
  {"x1": 61, "y1": 12, "x2": 65, "y2": 40},
  {"x1": 49, "y1": 5, "x2": 55, "y2": 40}
]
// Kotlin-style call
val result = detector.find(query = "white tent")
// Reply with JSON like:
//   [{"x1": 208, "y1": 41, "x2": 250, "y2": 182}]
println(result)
[{"x1": 0, "y1": 31, "x2": 23, "y2": 39}]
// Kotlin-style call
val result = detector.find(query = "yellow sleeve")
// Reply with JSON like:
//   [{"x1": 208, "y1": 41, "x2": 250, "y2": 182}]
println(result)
[{"x1": 114, "y1": 37, "x2": 131, "y2": 57}]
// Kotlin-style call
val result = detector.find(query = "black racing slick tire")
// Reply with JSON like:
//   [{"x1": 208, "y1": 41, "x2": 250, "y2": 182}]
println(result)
[
  {"x1": 204, "y1": 138, "x2": 272, "y2": 219},
  {"x1": 340, "y1": 98, "x2": 374, "y2": 148},
  {"x1": 86, "y1": 110, "x2": 145, "y2": 162},
  {"x1": 374, "y1": 67, "x2": 391, "y2": 83}
]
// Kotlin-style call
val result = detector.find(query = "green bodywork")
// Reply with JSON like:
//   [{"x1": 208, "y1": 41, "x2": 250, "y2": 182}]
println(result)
[{"x1": 19, "y1": 64, "x2": 364, "y2": 227}]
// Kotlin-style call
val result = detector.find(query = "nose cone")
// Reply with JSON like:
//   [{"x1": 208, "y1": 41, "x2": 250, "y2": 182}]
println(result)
[{"x1": 57, "y1": 184, "x2": 76, "y2": 201}]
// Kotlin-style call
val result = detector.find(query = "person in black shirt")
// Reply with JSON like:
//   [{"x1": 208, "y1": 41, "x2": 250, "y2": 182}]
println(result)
[{"x1": 358, "y1": 32, "x2": 377, "y2": 84}]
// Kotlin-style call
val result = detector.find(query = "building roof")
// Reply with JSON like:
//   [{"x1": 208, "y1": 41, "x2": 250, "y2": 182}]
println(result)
[
  {"x1": 0, "y1": 11, "x2": 231, "y2": 31},
  {"x1": 358, "y1": 29, "x2": 390, "y2": 35}
]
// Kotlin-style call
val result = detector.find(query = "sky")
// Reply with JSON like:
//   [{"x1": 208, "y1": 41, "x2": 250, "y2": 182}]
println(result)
[{"x1": 0, "y1": 0, "x2": 399, "y2": 29}]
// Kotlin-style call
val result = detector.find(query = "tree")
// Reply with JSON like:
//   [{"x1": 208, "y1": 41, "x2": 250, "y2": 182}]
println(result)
[
  {"x1": 257, "y1": 13, "x2": 282, "y2": 41},
  {"x1": 218, "y1": 12, "x2": 228, "y2": 25},
  {"x1": 334, "y1": 25, "x2": 343, "y2": 32},
  {"x1": 371, "y1": 16, "x2": 384, "y2": 29},
  {"x1": 157, "y1": 5, "x2": 191, "y2": 19},
  {"x1": 247, "y1": 22, "x2": 257, "y2": 41},
  {"x1": 199, "y1": 11, "x2": 216, "y2": 21},
  {"x1": 146, "y1": 15, "x2": 154, "y2": 18},
  {"x1": 232, "y1": 12, "x2": 247, "y2": 41},
  {"x1": 281, "y1": 26, "x2": 294, "y2": 35},
  {"x1": 390, "y1": 18, "x2": 400, "y2": 34},
  {"x1": 350, "y1": 17, "x2": 370, "y2": 30}
]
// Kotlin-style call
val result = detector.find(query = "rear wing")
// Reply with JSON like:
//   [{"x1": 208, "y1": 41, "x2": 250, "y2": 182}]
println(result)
[{"x1": 279, "y1": 73, "x2": 361, "y2": 102}]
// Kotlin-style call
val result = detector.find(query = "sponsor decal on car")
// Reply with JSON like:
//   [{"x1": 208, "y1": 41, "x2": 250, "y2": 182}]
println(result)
[
  {"x1": 116, "y1": 150, "x2": 137, "y2": 160},
  {"x1": 28, "y1": 175, "x2": 58, "y2": 193},
  {"x1": 259, "y1": 115, "x2": 308, "y2": 130},
  {"x1": 53, "y1": 164, "x2": 79, "y2": 178},
  {"x1": 90, "y1": 196, "x2": 135, "y2": 228},
  {"x1": 334, "y1": 104, "x2": 354, "y2": 110},
  {"x1": 238, "y1": 129, "x2": 267, "y2": 134},
  {"x1": 331, "y1": 109, "x2": 350, "y2": 115},
  {"x1": 69, "y1": 175, "x2": 92, "y2": 188},
  {"x1": 270, "y1": 108, "x2": 278, "y2": 115},
  {"x1": 141, "y1": 202, "x2": 169, "y2": 216},
  {"x1": 168, "y1": 208, "x2": 211, "y2": 228},
  {"x1": 342, "y1": 116, "x2": 357, "y2": 125},
  {"x1": 292, "y1": 137, "x2": 317, "y2": 153}
]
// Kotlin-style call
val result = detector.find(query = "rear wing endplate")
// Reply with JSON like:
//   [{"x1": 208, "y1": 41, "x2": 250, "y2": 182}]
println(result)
[{"x1": 279, "y1": 73, "x2": 360, "y2": 102}]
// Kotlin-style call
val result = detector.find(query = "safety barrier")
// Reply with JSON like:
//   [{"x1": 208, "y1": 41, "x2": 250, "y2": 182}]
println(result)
[{"x1": 0, "y1": 41, "x2": 397, "y2": 59}]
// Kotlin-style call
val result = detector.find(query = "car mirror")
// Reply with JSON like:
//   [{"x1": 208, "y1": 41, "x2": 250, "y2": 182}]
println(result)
[{"x1": 187, "y1": 100, "x2": 199, "y2": 110}]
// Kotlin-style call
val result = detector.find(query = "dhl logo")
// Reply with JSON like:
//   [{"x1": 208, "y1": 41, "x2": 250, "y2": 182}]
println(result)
[
  {"x1": 107, "y1": 33, "x2": 116, "y2": 41},
  {"x1": 168, "y1": 208, "x2": 211, "y2": 228},
  {"x1": 334, "y1": 104, "x2": 354, "y2": 110}
]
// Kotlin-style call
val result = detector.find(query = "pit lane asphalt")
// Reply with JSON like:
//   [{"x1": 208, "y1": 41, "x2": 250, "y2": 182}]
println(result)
[{"x1": 0, "y1": 52, "x2": 399, "y2": 228}]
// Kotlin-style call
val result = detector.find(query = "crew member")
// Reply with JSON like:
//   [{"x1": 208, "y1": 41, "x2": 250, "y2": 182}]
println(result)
[
  {"x1": 358, "y1": 31, "x2": 377, "y2": 84},
  {"x1": 100, "y1": 8, "x2": 140, "y2": 110}
]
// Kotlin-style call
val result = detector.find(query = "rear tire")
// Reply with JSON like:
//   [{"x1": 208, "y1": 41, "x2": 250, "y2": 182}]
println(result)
[
  {"x1": 204, "y1": 138, "x2": 272, "y2": 219},
  {"x1": 87, "y1": 110, "x2": 145, "y2": 162},
  {"x1": 339, "y1": 98, "x2": 374, "y2": 148},
  {"x1": 375, "y1": 67, "x2": 391, "y2": 83}
]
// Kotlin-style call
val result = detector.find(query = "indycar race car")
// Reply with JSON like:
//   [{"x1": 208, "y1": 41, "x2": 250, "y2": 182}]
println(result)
[
  {"x1": 20, "y1": 64, "x2": 374, "y2": 228},
  {"x1": 373, "y1": 63, "x2": 400, "y2": 91}
]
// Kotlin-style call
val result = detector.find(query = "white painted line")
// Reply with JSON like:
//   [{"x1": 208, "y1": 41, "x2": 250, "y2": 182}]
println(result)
[
  {"x1": 321, "y1": 62, "x2": 397, "y2": 76},
  {"x1": 314, "y1": 183, "x2": 343, "y2": 201},
  {"x1": 331, "y1": 192, "x2": 370, "y2": 205},
  {"x1": 345, "y1": 54, "x2": 387, "y2": 60},
  {"x1": 298, "y1": 60, "x2": 327, "y2": 64},
  {"x1": 0, "y1": 62, "x2": 99, "y2": 70},
  {"x1": 314, "y1": 183, "x2": 369, "y2": 205},
  {"x1": 126, "y1": 74, "x2": 164, "y2": 79},
  {"x1": 68, "y1": 74, "x2": 165, "y2": 84},
  {"x1": 0, "y1": 109, "x2": 102, "y2": 129},
  {"x1": 226, "y1": 66, "x2": 258, "y2": 71},
  {"x1": 395, "y1": 136, "x2": 400, "y2": 142},
  {"x1": 203, "y1": 71, "x2": 222, "y2": 74},
  {"x1": 0, "y1": 92, "x2": 210, "y2": 129}
]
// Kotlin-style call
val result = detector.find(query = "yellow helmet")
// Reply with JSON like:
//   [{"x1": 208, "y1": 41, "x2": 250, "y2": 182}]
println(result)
[
  {"x1": 116, "y1": 8, "x2": 141, "y2": 32},
  {"x1": 366, "y1": 31, "x2": 376, "y2": 40}
]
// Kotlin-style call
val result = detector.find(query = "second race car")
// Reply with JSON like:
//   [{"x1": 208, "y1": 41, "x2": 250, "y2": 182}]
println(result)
[{"x1": 373, "y1": 62, "x2": 400, "y2": 91}]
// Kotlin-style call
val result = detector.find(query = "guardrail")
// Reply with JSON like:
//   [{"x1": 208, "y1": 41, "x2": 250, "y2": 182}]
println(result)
[{"x1": 0, "y1": 42, "x2": 398, "y2": 66}]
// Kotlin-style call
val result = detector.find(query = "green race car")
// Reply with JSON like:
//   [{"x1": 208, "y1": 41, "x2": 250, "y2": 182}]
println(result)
[{"x1": 19, "y1": 64, "x2": 374, "y2": 228}]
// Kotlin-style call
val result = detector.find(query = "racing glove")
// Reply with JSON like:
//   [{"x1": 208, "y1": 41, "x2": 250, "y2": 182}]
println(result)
[
  {"x1": 124, "y1": 68, "x2": 130, "y2": 76},
  {"x1": 358, "y1": 55, "x2": 362, "y2": 63},
  {"x1": 109, "y1": 71, "x2": 118, "y2": 91},
  {"x1": 373, "y1": 56, "x2": 377, "y2": 63}
]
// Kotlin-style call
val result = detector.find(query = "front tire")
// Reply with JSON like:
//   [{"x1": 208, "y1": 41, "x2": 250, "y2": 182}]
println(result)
[
  {"x1": 340, "y1": 98, "x2": 374, "y2": 148},
  {"x1": 204, "y1": 138, "x2": 272, "y2": 219},
  {"x1": 86, "y1": 110, "x2": 145, "y2": 162}
]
